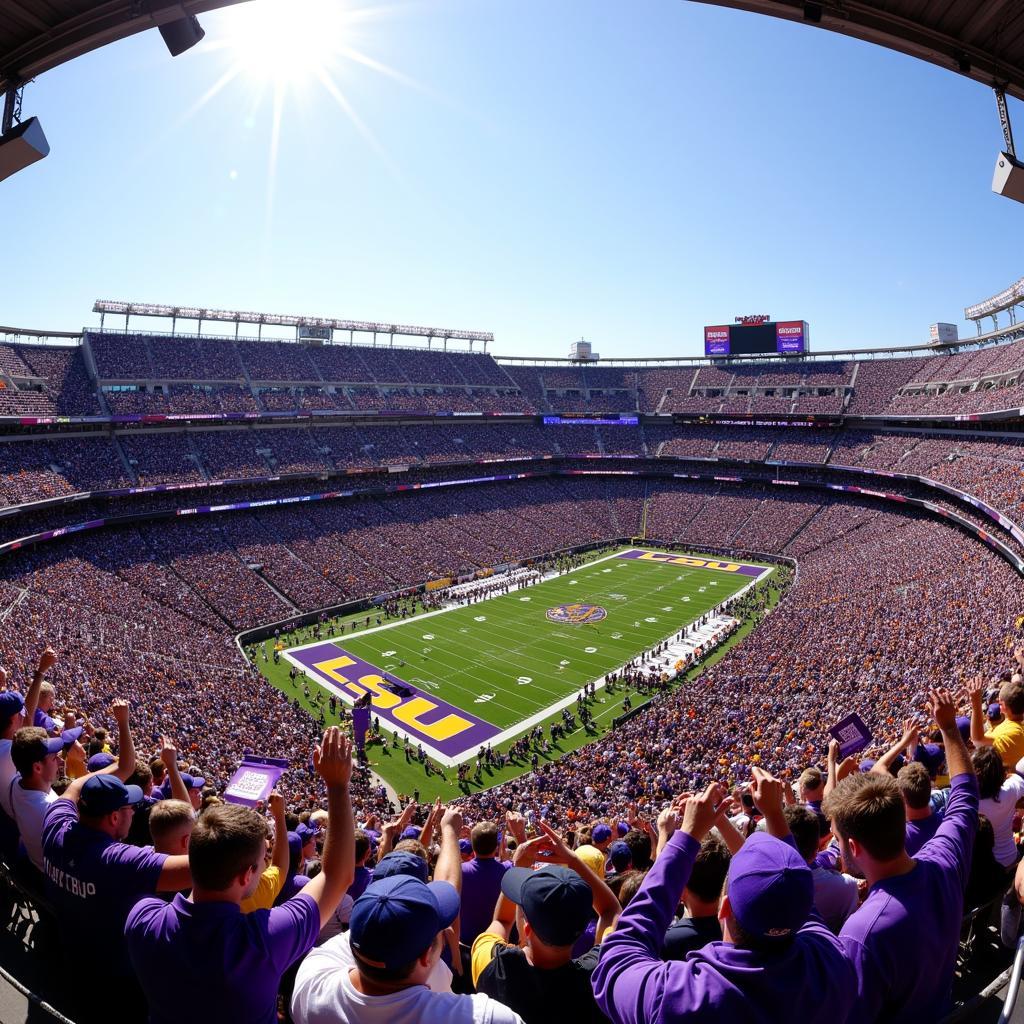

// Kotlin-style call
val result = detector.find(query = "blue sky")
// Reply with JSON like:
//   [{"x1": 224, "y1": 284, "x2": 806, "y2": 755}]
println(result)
[{"x1": 3, "y1": 0, "x2": 1021, "y2": 359}]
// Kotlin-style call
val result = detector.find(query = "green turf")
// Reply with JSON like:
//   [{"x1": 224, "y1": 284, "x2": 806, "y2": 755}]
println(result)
[
  {"x1": 319, "y1": 551, "x2": 754, "y2": 730},
  {"x1": 253, "y1": 546, "x2": 779, "y2": 800}
]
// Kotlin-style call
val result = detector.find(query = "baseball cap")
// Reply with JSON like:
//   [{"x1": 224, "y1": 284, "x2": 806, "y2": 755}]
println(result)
[
  {"x1": 180, "y1": 772, "x2": 206, "y2": 790},
  {"x1": 500, "y1": 865, "x2": 593, "y2": 947},
  {"x1": 458, "y1": 838, "x2": 473, "y2": 856},
  {"x1": 0, "y1": 691, "x2": 25, "y2": 723},
  {"x1": 988, "y1": 702, "x2": 1003, "y2": 720},
  {"x1": 350, "y1": 875, "x2": 459, "y2": 970},
  {"x1": 592, "y1": 823, "x2": 612, "y2": 844},
  {"x1": 726, "y1": 832, "x2": 813, "y2": 941},
  {"x1": 609, "y1": 840, "x2": 632, "y2": 872},
  {"x1": 61, "y1": 726, "x2": 84, "y2": 749},
  {"x1": 616, "y1": 822, "x2": 630, "y2": 837},
  {"x1": 373, "y1": 850, "x2": 430, "y2": 883},
  {"x1": 287, "y1": 832, "x2": 303, "y2": 863},
  {"x1": 955, "y1": 716, "x2": 971, "y2": 743},
  {"x1": 79, "y1": 775, "x2": 144, "y2": 817},
  {"x1": 87, "y1": 752, "x2": 115, "y2": 772},
  {"x1": 296, "y1": 822, "x2": 320, "y2": 846},
  {"x1": 400, "y1": 826, "x2": 421, "y2": 840},
  {"x1": 573, "y1": 844, "x2": 606, "y2": 879},
  {"x1": 19, "y1": 733, "x2": 64, "y2": 763}
]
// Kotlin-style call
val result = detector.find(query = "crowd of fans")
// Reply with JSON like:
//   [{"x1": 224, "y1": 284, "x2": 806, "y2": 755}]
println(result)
[{"x1": 5, "y1": 332, "x2": 1024, "y2": 418}]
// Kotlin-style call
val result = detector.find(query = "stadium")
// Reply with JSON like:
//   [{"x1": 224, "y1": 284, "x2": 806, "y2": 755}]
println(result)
[{"x1": 2, "y1": 1, "x2": 1024, "y2": 1022}]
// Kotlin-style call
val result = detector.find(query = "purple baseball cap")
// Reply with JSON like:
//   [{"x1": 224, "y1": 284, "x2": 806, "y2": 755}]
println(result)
[
  {"x1": 592, "y1": 823, "x2": 612, "y2": 844},
  {"x1": 350, "y1": 876, "x2": 459, "y2": 970},
  {"x1": 87, "y1": 752, "x2": 115, "y2": 772},
  {"x1": 60, "y1": 726, "x2": 84, "y2": 749},
  {"x1": 726, "y1": 832, "x2": 813, "y2": 941},
  {"x1": 955, "y1": 716, "x2": 971, "y2": 743},
  {"x1": 400, "y1": 826, "x2": 421, "y2": 841},
  {"x1": 988, "y1": 703, "x2": 1003, "y2": 720},
  {"x1": 458, "y1": 838, "x2": 473, "y2": 855},
  {"x1": 616, "y1": 822, "x2": 630, "y2": 837},
  {"x1": 296, "y1": 822, "x2": 320, "y2": 846},
  {"x1": 0, "y1": 691, "x2": 25, "y2": 722}
]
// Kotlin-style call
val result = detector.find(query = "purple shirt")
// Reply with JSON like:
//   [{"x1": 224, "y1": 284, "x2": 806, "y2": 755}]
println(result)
[
  {"x1": 126, "y1": 892, "x2": 320, "y2": 1024},
  {"x1": 347, "y1": 864, "x2": 373, "y2": 902},
  {"x1": 592, "y1": 830, "x2": 856, "y2": 1022},
  {"x1": 904, "y1": 810, "x2": 943, "y2": 857},
  {"x1": 839, "y1": 772, "x2": 978, "y2": 1022},
  {"x1": 41, "y1": 798, "x2": 167, "y2": 978},
  {"x1": 460, "y1": 856, "x2": 511, "y2": 945}
]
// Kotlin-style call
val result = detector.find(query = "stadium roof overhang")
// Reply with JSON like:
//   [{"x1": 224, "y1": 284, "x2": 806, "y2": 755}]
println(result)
[
  {"x1": 0, "y1": 1, "x2": 252, "y2": 94},
  {"x1": 689, "y1": 1, "x2": 1024, "y2": 102}
]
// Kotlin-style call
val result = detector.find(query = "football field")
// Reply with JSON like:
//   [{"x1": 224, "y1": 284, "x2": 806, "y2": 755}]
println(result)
[{"x1": 282, "y1": 548, "x2": 770, "y2": 768}]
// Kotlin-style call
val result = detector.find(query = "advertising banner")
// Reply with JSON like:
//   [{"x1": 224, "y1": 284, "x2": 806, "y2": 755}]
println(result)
[
  {"x1": 223, "y1": 755, "x2": 290, "y2": 807},
  {"x1": 704, "y1": 325, "x2": 731, "y2": 356}
]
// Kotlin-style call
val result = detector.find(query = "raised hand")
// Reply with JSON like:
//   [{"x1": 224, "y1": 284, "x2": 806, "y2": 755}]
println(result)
[
  {"x1": 159, "y1": 736, "x2": 178, "y2": 769},
  {"x1": 827, "y1": 738, "x2": 840, "y2": 763},
  {"x1": 512, "y1": 832, "x2": 554, "y2": 867},
  {"x1": 313, "y1": 727, "x2": 353, "y2": 787},
  {"x1": 657, "y1": 805, "x2": 681, "y2": 837},
  {"x1": 37, "y1": 647, "x2": 57, "y2": 675},
  {"x1": 441, "y1": 805, "x2": 463, "y2": 833},
  {"x1": 111, "y1": 698, "x2": 130, "y2": 729},
  {"x1": 966, "y1": 674, "x2": 986, "y2": 703},
  {"x1": 268, "y1": 790, "x2": 285, "y2": 817},
  {"x1": 750, "y1": 766, "x2": 784, "y2": 817},
  {"x1": 927, "y1": 687, "x2": 958, "y2": 732},
  {"x1": 680, "y1": 782, "x2": 726, "y2": 842},
  {"x1": 505, "y1": 810, "x2": 528, "y2": 844},
  {"x1": 536, "y1": 819, "x2": 575, "y2": 864}
]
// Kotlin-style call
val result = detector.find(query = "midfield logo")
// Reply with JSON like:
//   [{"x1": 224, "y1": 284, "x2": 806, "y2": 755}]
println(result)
[{"x1": 546, "y1": 603, "x2": 608, "y2": 624}]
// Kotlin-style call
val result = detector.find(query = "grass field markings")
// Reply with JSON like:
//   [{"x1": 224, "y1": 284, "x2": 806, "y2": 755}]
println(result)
[
  {"x1": 473, "y1": 615, "x2": 486, "y2": 621},
  {"x1": 519, "y1": 597, "x2": 531, "y2": 601},
  {"x1": 584, "y1": 646, "x2": 598, "y2": 653}
]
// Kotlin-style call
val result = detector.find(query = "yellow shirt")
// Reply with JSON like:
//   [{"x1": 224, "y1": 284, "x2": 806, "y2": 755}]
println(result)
[
  {"x1": 989, "y1": 719, "x2": 1024, "y2": 770},
  {"x1": 471, "y1": 932, "x2": 510, "y2": 988},
  {"x1": 240, "y1": 865, "x2": 282, "y2": 913}
]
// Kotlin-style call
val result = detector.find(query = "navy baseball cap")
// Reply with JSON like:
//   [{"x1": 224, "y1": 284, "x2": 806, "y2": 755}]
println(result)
[
  {"x1": 0, "y1": 691, "x2": 25, "y2": 722},
  {"x1": 726, "y1": 832, "x2": 813, "y2": 941},
  {"x1": 458, "y1": 838, "x2": 473, "y2": 855},
  {"x1": 373, "y1": 850, "x2": 430, "y2": 883},
  {"x1": 989, "y1": 702, "x2": 1003, "y2": 720},
  {"x1": 609, "y1": 840, "x2": 632, "y2": 872},
  {"x1": 592, "y1": 824, "x2": 612, "y2": 844},
  {"x1": 350, "y1": 875, "x2": 459, "y2": 970},
  {"x1": 87, "y1": 752, "x2": 115, "y2": 772},
  {"x1": 180, "y1": 772, "x2": 206, "y2": 790},
  {"x1": 79, "y1": 775, "x2": 144, "y2": 816},
  {"x1": 500, "y1": 865, "x2": 592, "y2": 947}
]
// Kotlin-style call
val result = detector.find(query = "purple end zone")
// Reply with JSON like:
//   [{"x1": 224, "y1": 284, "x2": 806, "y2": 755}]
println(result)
[
  {"x1": 288, "y1": 641, "x2": 501, "y2": 761},
  {"x1": 617, "y1": 549, "x2": 769, "y2": 578}
]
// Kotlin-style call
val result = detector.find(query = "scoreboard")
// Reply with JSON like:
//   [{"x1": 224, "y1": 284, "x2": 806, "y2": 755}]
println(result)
[{"x1": 704, "y1": 320, "x2": 809, "y2": 357}]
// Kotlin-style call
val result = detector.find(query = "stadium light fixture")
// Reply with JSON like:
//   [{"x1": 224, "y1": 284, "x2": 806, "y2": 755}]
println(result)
[
  {"x1": 992, "y1": 89, "x2": 1024, "y2": 205},
  {"x1": 158, "y1": 14, "x2": 206, "y2": 58}
]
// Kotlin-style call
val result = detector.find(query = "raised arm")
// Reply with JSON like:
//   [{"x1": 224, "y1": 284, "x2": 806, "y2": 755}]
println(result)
[
  {"x1": 968, "y1": 675, "x2": 994, "y2": 747},
  {"x1": 750, "y1": 767, "x2": 789, "y2": 841},
  {"x1": 871, "y1": 718, "x2": 919, "y2": 776},
  {"x1": 268, "y1": 790, "x2": 290, "y2": 880},
  {"x1": 159, "y1": 737, "x2": 191, "y2": 806},
  {"x1": 300, "y1": 728, "x2": 355, "y2": 929},
  {"x1": 110, "y1": 699, "x2": 137, "y2": 782},
  {"x1": 538, "y1": 819, "x2": 619, "y2": 938},
  {"x1": 432, "y1": 806, "x2": 463, "y2": 891},
  {"x1": 23, "y1": 647, "x2": 57, "y2": 725}
]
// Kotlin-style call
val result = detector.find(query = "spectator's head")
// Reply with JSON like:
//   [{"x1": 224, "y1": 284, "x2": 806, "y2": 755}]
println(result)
[
  {"x1": 500, "y1": 865, "x2": 593, "y2": 957},
  {"x1": 38, "y1": 682, "x2": 55, "y2": 712},
  {"x1": 374, "y1": 849, "x2": 430, "y2": 883},
  {"x1": 573, "y1": 844, "x2": 606, "y2": 879},
  {"x1": 354, "y1": 829, "x2": 373, "y2": 866},
  {"x1": 11, "y1": 727, "x2": 62, "y2": 789},
  {"x1": 458, "y1": 838, "x2": 473, "y2": 862},
  {"x1": 988, "y1": 703, "x2": 1004, "y2": 727},
  {"x1": 783, "y1": 805, "x2": 821, "y2": 864},
  {"x1": 349, "y1": 876, "x2": 459, "y2": 987},
  {"x1": 78, "y1": 775, "x2": 144, "y2": 840},
  {"x1": 999, "y1": 679, "x2": 1024, "y2": 720},
  {"x1": 296, "y1": 821, "x2": 320, "y2": 858},
  {"x1": 149, "y1": 799, "x2": 195, "y2": 855},
  {"x1": 973, "y1": 745, "x2": 1007, "y2": 802},
  {"x1": 683, "y1": 832, "x2": 731, "y2": 914},
  {"x1": 470, "y1": 821, "x2": 499, "y2": 858},
  {"x1": 179, "y1": 772, "x2": 206, "y2": 811},
  {"x1": 720, "y1": 833, "x2": 813, "y2": 950},
  {"x1": 607, "y1": 869, "x2": 644, "y2": 910},
  {"x1": 0, "y1": 691, "x2": 26, "y2": 739},
  {"x1": 126, "y1": 762, "x2": 154, "y2": 797},
  {"x1": 591, "y1": 823, "x2": 613, "y2": 850},
  {"x1": 608, "y1": 840, "x2": 632, "y2": 874},
  {"x1": 895, "y1": 763, "x2": 933, "y2": 812},
  {"x1": 622, "y1": 828, "x2": 652, "y2": 871},
  {"x1": 798, "y1": 767, "x2": 824, "y2": 803},
  {"x1": 87, "y1": 752, "x2": 115, "y2": 773},
  {"x1": 149, "y1": 758, "x2": 166, "y2": 787},
  {"x1": 822, "y1": 772, "x2": 906, "y2": 876},
  {"x1": 188, "y1": 803, "x2": 269, "y2": 899}
]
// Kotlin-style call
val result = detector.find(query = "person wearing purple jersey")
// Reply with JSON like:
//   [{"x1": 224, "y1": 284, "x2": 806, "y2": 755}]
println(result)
[
  {"x1": 592, "y1": 769, "x2": 855, "y2": 1023},
  {"x1": 823, "y1": 687, "x2": 979, "y2": 1022}
]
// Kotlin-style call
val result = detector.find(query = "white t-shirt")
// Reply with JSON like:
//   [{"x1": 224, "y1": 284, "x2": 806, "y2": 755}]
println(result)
[
  {"x1": 980, "y1": 773, "x2": 1024, "y2": 867},
  {"x1": 291, "y1": 938, "x2": 523, "y2": 1024},
  {"x1": 307, "y1": 931, "x2": 452, "y2": 993},
  {"x1": 9, "y1": 782, "x2": 57, "y2": 871},
  {"x1": 0, "y1": 739, "x2": 16, "y2": 817}
]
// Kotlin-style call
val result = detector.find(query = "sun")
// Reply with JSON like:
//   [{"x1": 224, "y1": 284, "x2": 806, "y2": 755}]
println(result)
[{"x1": 226, "y1": 0, "x2": 350, "y2": 89}]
